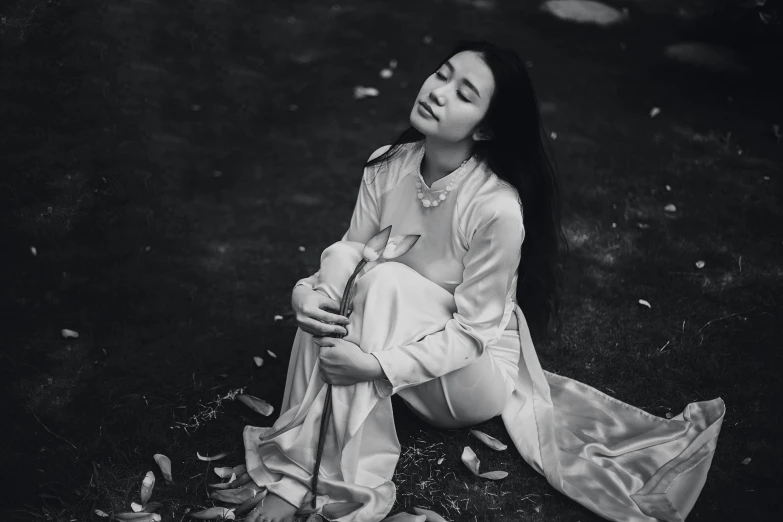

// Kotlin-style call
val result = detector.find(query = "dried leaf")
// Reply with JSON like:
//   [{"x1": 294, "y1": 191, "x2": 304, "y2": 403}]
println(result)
[
  {"x1": 197, "y1": 452, "x2": 227, "y2": 462},
  {"x1": 189, "y1": 507, "x2": 236, "y2": 520},
  {"x1": 322, "y1": 501, "x2": 364, "y2": 519},
  {"x1": 95, "y1": 510, "x2": 109, "y2": 518},
  {"x1": 412, "y1": 506, "x2": 450, "y2": 521},
  {"x1": 638, "y1": 299, "x2": 652, "y2": 308},
  {"x1": 153, "y1": 454, "x2": 173, "y2": 484},
  {"x1": 469, "y1": 429, "x2": 507, "y2": 451},
  {"x1": 140, "y1": 471, "x2": 155, "y2": 505},
  {"x1": 254, "y1": 357, "x2": 264, "y2": 367},
  {"x1": 237, "y1": 394, "x2": 274, "y2": 416},
  {"x1": 267, "y1": 349, "x2": 278, "y2": 359},
  {"x1": 61, "y1": 328, "x2": 79, "y2": 339}
]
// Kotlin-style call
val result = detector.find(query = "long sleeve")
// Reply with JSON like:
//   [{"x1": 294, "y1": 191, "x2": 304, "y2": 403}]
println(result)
[{"x1": 371, "y1": 195, "x2": 524, "y2": 398}]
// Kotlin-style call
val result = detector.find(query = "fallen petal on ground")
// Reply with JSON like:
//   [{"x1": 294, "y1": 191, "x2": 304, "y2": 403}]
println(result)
[
  {"x1": 153, "y1": 454, "x2": 173, "y2": 484},
  {"x1": 197, "y1": 452, "x2": 227, "y2": 461},
  {"x1": 189, "y1": 507, "x2": 235, "y2": 520},
  {"x1": 469, "y1": 429, "x2": 508, "y2": 451},
  {"x1": 140, "y1": 471, "x2": 155, "y2": 505},
  {"x1": 541, "y1": 0, "x2": 627, "y2": 26},
  {"x1": 238, "y1": 394, "x2": 274, "y2": 416}
]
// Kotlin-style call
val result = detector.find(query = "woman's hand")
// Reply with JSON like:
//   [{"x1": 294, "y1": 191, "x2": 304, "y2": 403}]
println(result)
[
  {"x1": 292, "y1": 285, "x2": 351, "y2": 338},
  {"x1": 313, "y1": 336, "x2": 383, "y2": 386}
]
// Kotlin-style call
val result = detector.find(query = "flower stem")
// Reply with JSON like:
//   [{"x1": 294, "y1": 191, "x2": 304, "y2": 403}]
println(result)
[{"x1": 310, "y1": 258, "x2": 367, "y2": 507}]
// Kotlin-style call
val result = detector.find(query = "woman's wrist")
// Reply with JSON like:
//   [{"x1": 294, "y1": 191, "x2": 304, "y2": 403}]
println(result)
[{"x1": 364, "y1": 352, "x2": 387, "y2": 381}]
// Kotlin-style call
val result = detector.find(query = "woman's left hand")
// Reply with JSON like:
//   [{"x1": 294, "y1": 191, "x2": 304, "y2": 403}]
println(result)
[{"x1": 313, "y1": 336, "x2": 380, "y2": 386}]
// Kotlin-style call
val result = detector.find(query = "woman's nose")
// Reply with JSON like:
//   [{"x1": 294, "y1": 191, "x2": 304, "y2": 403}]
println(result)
[{"x1": 429, "y1": 91, "x2": 445, "y2": 105}]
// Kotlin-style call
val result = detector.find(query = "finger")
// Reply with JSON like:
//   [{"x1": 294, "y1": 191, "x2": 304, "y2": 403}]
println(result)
[
  {"x1": 300, "y1": 317, "x2": 347, "y2": 337},
  {"x1": 312, "y1": 307, "x2": 351, "y2": 326}
]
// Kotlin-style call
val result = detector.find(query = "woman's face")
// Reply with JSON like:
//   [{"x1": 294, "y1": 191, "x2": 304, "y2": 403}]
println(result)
[{"x1": 410, "y1": 50, "x2": 496, "y2": 142}]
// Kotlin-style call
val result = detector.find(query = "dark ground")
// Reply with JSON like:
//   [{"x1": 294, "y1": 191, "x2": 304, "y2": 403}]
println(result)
[{"x1": 2, "y1": 0, "x2": 782, "y2": 521}]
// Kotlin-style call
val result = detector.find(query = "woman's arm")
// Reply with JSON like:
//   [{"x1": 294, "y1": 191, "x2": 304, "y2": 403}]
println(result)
[{"x1": 370, "y1": 193, "x2": 525, "y2": 398}]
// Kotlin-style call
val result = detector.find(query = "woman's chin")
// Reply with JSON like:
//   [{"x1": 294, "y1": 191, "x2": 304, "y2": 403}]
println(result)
[{"x1": 410, "y1": 112, "x2": 434, "y2": 136}]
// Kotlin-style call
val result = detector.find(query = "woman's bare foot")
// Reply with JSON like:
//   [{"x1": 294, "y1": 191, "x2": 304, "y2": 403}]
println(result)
[{"x1": 249, "y1": 492, "x2": 299, "y2": 522}]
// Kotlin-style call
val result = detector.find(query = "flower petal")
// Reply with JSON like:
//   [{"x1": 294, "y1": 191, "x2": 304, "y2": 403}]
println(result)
[
  {"x1": 237, "y1": 394, "x2": 274, "y2": 416},
  {"x1": 140, "y1": 471, "x2": 155, "y2": 505},
  {"x1": 153, "y1": 454, "x2": 173, "y2": 484},
  {"x1": 95, "y1": 510, "x2": 109, "y2": 518},
  {"x1": 114, "y1": 514, "x2": 161, "y2": 522},
  {"x1": 460, "y1": 446, "x2": 480, "y2": 476},
  {"x1": 209, "y1": 486, "x2": 259, "y2": 504},
  {"x1": 382, "y1": 234, "x2": 420, "y2": 260},
  {"x1": 362, "y1": 225, "x2": 392, "y2": 262},
  {"x1": 196, "y1": 452, "x2": 227, "y2": 461},
  {"x1": 214, "y1": 467, "x2": 234, "y2": 478},
  {"x1": 132, "y1": 502, "x2": 144, "y2": 512},
  {"x1": 478, "y1": 470, "x2": 508, "y2": 480},
  {"x1": 469, "y1": 429, "x2": 507, "y2": 451},
  {"x1": 380, "y1": 513, "x2": 426, "y2": 522}
]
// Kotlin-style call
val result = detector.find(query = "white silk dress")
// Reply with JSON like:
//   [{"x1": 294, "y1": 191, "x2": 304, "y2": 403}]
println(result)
[{"x1": 243, "y1": 141, "x2": 726, "y2": 522}]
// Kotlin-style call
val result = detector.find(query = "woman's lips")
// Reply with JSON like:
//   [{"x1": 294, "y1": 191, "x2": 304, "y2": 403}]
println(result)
[{"x1": 418, "y1": 101, "x2": 438, "y2": 120}]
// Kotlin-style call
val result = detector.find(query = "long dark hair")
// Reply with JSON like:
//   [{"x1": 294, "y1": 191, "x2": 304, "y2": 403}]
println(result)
[{"x1": 365, "y1": 40, "x2": 567, "y2": 343}]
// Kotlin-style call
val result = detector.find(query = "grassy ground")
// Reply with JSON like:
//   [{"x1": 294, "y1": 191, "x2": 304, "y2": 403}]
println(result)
[{"x1": 2, "y1": 0, "x2": 782, "y2": 521}]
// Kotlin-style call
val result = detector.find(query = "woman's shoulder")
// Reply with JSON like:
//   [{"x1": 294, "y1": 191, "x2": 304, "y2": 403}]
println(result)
[
  {"x1": 362, "y1": 142, "x2": 420, "y2": 187},
  {"x1": 461, "y1": 164, "x2": 523, "y2": 222}
]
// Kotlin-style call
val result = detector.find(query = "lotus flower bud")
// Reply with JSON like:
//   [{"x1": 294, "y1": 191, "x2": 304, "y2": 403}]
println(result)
[{"x1": 381, "y1": 234, "x2": 420, "y2": 260}]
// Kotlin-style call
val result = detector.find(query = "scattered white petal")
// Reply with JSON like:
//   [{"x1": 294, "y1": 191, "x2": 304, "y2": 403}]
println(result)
[
  {"x1": 763, "y1": 176, "x2": 770, "y2": 181},
  {"x1": 637, "y1": 223, "x2": 649, "y2": 229},
  {"x1": 437, "y1": 457, "x2": 444, "y2": 465},
  {"x1": 550, "y1": 131, "x2": 558, "y2": 139},
  {"x1": 153, "y1": 454, "x2": 173, "y2": 484},
  {"x1": 132, "y1": 502, "x2": 143, "y2": 512},
  {"x1": 649, "y1": 107, "x2": 661, "y2": 118},
  {"x1": 380, "y1": 68, "x2": 393, "y2": 79},
  {"x1": 140, "y1": 471, "x2": 155, "y2": 505},
  {"x1": 214, "y1": 467, "x2": 233, "y2": 478},
  {"x1": 95, "y1": 510, "x2": 109, "y2": 518},
  {"x1": 665, "y1": 42, "x2": 744, "y2": 73},
  {"x1": 273, "y1": 315, "x2": 283, "y2": 321},
  {"x1": 665, "y1": 184, "x2": 672, "y2": 191},
  {"x1": 695, "y1": 260, "x2": 705, "y2": 269},
  {"x1": 742, "y1": 457, "x2": 751, "y2": 465},
  {"x1": 611, "y1": 223, "x2": 617, "y2": 228},
  {"x1": 389, "y1": 59, "x2": 398, "y2": 69},
  {"x1": 469, "y1": 429, "x2": 508, "y2": 451},
  {"x1": 267, "y1": 349, "x2": 278, "y2": 358},
  {"x1": 238, "y1": 394, "x2": 275, "y2": 416},
  {"x1": 114, "y1": 514, "x2": 161, "y2": 522},
  {"x1": 196, "y1": 452, "x2": 227, "y2": 461},
  {"x1": 61, "y1": 329, "x2": 79, "y2": 339},
  {"x1": 353, "y1": 86, "x2": 380, "y2": 100},
  {"x1": 541, "y1": 0, "x2": 627, "y2": 26},
  {"x1": 254, "y1": 357, "x2": 264, "y2": 367},
  {"x1": 460, "y1": 446, "x2": 507, "y2": 480},
  {"x1": 664, "y1": 204, "x2": 677, "y2": 212},
  {"x1": 411, "y1": 507, "x2": 449, "y2": 522},
  {"x1": 30, "y1": 246, "x2": 37, "y2": 256},
  {"x1": 638, "y1": 299, "x2": 652, "y2": 308}
]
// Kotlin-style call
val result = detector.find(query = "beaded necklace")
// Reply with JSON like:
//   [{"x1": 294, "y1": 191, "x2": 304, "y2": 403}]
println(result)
[{"x1": 414, "y1": 145, "x2": 473, "y2": 208}]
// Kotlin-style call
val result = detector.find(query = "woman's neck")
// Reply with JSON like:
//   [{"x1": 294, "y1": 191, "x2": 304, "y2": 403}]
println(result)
[{"x1": 421, "y1": 138, "x2": 473, "y2": 186}]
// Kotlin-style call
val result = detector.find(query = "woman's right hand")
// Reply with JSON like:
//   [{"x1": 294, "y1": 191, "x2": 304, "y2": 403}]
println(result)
[{"x1": 291, "y1": 285, "x2": 351, "y2": 338}]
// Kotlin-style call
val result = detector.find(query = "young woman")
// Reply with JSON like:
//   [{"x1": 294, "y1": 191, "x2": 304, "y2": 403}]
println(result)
[{"x1": 242, "y1": 41, "x2": 726, "y2": 522}]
